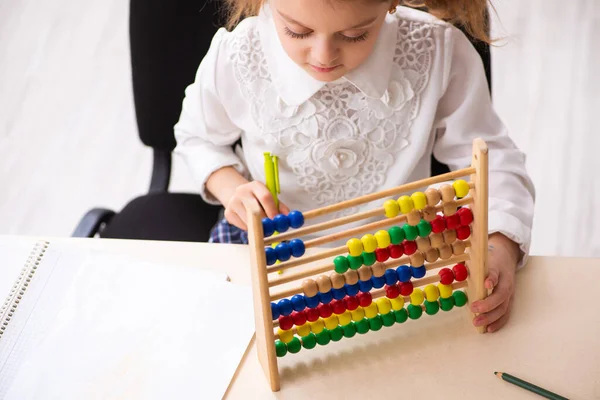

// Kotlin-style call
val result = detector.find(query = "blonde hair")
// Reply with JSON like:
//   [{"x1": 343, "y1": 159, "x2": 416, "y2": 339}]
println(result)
[{"x1": 223, "y1": 0, "x2": 493, "y2": 43}]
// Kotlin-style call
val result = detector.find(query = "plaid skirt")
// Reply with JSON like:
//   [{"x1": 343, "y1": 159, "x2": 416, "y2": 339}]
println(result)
[{"x1": 209, "y1": 218, "x2": 249, "y2": 244}]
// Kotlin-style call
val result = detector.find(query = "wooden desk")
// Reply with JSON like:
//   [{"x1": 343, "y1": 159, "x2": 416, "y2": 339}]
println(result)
[{"x1": 39, "y1": 238, "x2": 600, "y2": 399}]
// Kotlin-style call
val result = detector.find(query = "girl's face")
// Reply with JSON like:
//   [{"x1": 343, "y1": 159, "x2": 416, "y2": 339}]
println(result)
[{"x1": 271, "y1": 0, "x2": 395, "y2": 82}]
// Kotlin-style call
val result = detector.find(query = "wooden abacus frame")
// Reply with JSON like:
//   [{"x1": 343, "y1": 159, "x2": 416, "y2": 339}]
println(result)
[{"x1": 247, "y1": 139, "x2": 489, "y2": 392}]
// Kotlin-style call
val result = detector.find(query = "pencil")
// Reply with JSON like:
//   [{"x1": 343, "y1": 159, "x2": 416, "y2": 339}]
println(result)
[
  {"x1": 494, "y1": 372, "x2": 568, "y2": 400},
  {"x1": 264, "y1": 152, "x2": 283, "y2": 274}
]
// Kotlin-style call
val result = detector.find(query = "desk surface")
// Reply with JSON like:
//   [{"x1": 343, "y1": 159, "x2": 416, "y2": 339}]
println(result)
[{"x1": 22, "y1": 237, "x2": 600, "y2": 399}]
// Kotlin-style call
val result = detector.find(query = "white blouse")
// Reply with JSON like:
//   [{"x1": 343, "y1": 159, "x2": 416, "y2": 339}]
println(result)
[{"x1": 174, "y1": 5, "x2": 536, "y2": 265}]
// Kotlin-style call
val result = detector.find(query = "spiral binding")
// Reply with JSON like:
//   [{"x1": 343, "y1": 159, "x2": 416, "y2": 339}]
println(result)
[{"x1": 0, "y1": 241, "x2": 49, "y2": 340}]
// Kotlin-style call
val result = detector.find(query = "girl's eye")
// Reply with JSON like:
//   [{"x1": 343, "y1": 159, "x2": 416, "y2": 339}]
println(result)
[
  {"x1": 340, "y1": 32, "x2": 369, "y2": 43},
  {"x1": 284, "y1": 26, "x2": 311, "y2": 39}
]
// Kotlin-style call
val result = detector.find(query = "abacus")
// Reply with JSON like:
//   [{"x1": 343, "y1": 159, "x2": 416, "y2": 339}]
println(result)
[{"x1": 247, "y1": 139, "x2": 489, "y2": 392}]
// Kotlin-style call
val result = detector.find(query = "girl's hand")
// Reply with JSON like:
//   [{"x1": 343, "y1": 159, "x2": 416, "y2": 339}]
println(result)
[
  {"x1": 470, "y1": 233, "x2": 521, "y2": 333},
  {"x1": 224, "y1": 181, "x2": 290, "y2": 231}
]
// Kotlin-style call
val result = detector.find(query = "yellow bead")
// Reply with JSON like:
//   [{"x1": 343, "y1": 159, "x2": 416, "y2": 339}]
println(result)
[
  {"x1": 324, "y1": 315, "x2": 339, "y2": 330},
  {"x1": 424, "y1": 284, "x2": 440, "y2": 302},
  {"x1": 376, "y1": 298, "x2": 392, "y2": 315},
  {"x1": 361, "y1": 234, "x2": 378, "y2": 253},
  {"x1": 310, "y1": 319, "x2": 325, "y2": 334},
  {"x1": 410, "y1": 288, "x2": 425, "y2": 305},
  {"x1": 411, "y1": 192, "x2": 427, "y2": 210},
  {"x1": 384, "y1": 199, "x2": 400, "y2": 218},
  {"x1": 296, "y1": 323, "x2": 311, "y2": 337},
  {"x1": 347, "y1": 238, "x2": 364, "y2": 257},
  {"x1": 438, "y1": 283, "x2": 453, "y2": 299},
  {"x1": 390, "y1": 296, "x2": 405, "y2": 310},
  {"x1": 278, "y1": 328, "x2": 295, "y2": 344},
  {"x1": 375, "y1": 230, "x2": 391, "y2": 249},
  {"x1": 338, "y1": 311, "x2": 352, "y2": 326},
  {"x1": 453, "y1": 179, "x2": 470, "y2": 198},
  {"x1": 351, "y1": 308, "x2": 365, "y2": 321},
  {"x1": 398, "y1": 195, "x2": 414, "y2": 214},
  {"x1": 364, "y1": 303, "x2": 378, "y2": 318}
]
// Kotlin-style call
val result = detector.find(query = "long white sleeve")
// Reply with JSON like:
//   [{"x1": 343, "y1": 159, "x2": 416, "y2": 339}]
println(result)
[
  {"x1": 432, "y1": 26, "x2": 536, "y2": 267},
  {"x1": 174, "y1": 28, "x2": 246, "y2": 205}
]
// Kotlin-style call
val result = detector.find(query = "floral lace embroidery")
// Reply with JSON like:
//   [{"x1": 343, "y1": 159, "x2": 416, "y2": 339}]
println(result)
[{"x1": 229, "y1": 19, "x2": 435, "y2": 215}]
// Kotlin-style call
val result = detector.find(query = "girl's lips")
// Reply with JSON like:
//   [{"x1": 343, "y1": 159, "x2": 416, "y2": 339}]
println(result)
[{"x1": 310, "y1": 64, "x2": 340, "y2": 73}]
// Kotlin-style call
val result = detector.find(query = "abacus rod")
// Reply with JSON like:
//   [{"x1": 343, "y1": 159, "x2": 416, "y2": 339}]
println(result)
[
  {"x1": 303, "y1": 167, "x2": 476, "y2": 220},
  {"x1": 266, "y1": 246, "x2": 347, "y2": 274}
]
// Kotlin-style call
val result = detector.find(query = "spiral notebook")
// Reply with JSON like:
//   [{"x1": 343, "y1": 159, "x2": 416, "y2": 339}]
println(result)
[{"x1": 0, "y1": 238, "x2": 254, "y2": 399}]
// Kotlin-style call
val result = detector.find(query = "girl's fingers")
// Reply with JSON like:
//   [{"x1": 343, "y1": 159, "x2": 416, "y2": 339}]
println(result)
[
  {"x1": 473, "y1": 296, "x2": 510, "y2": 328},
  {"x1": 486, "y1": 303, "x2": 512, "y2": 333},
  {"x1": 485, "y1": 266, "x2": 500, "y2": 290},
  {"x1": 278, "y1": 201, "x2": 291, "y2": 215},
  {"x1": 225, "y1": 201, "x2": 248, "y2": 231},
  {"x1": 251, "y1": 182, "x2": 279, "y2": 219}
]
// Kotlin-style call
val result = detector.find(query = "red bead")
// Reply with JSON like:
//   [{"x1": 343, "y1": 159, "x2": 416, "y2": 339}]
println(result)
[
  {"x1": 385, "y1": 284, "x2": 400, "y2": 299},
  {"x1": 345, "y1": 296, "x2": 359, "y2": 311},
  {"x1": 399, "y1": 281, "x2": 414, "y2": 296},
  {"x1": 457, "y1": 208, "x2": 474, "y2": 226},
  {"x1": 453, "y1": 263, "x2": 468, "y2": 281},
  {"x1": 279, "y1": 315, "x2": 294, "y2": 330},
  {"x1": 331, "y1": 299, "x2": 347, "y2": 315},
  {"x1": 317, "y1": 303, "x2": 333, "y2": 318},
  {"x1": 357, "y1": 292, "x2": 372, "y2": 307},
  {"x1": 291, "y1": 311, "x2": 307, "y2": 326},
  {"x1": 403, "y1": 240, "x2": 417, "y2": 255},
  {"x1": 456, "y1": 225, "x2": 471, "y2": 240},
  {"x1": 445, "y1": 214, "x2": 460, "y2": 230},
  {"x1": 439, "y1": 268, "x2": 454, "y2": 285},
  {"x1": 375, "y1": 247, "x2": 390, "y2": 262},
  {"x1": 431, "y1": 216, "x2": 446, "y2": 234},
  {"x1": 306, "y1": 307, "x2": 320, "y2": 322},
  {"x1": 389, "y1": 244, "x2": 404, "y2": 259}
]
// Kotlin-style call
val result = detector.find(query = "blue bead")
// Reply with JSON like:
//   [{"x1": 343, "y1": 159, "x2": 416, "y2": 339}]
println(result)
[
  {"x1": 397, "y1": 265, "x2": 412, "y2": 283},
  {"x1": 262, "y1": 218, "x2": 275, "y2": 237},
  {"x1": 358, "y1": 279, "x2": 373, "y2": 293},
  {"x1": 278, "y1": 298, "x2": 293, "y2": 316},
  {"x1": 332, "y1": 287, "x2": 347, "y2": 300},
  {"x1": 273, "y1": 214, "x2": 290, "y2": 233},
  {"x1": 411, "y1": 265, "x2": 427, "y2": 279},
  {"x1": 271, "y1": 302, "x2": 280, "y2": 320},
  {"x1": 384, "y1": 269, "x2": 399, "y2": 285},
  {"x1": 305, "y1": 295, "x2": 320, "y2": 309},
  {"x1": 288, "y1": 211, "x2": 305, "y2": 229},
  {"x1": 289, "y1": 239, "x2": 305, "y2": 258},
  {"x1": 345, "y1": 283, "x2": 360, "y2": 297},
  {"x1": 265, "y1": 247, "x2": 277, "y2": 266},
  {"x1": 276, "y1": 243, "x2": 291, "y2": 262},
  {"x1": 291, "y1": 295, "x2": 307, "y2": 312},
  {"x1": 318, "y1": 291, "x2": 333, "y2": 304},
  {"x1": 371, "y1": 275, "x2": 386, "y2": 289}
]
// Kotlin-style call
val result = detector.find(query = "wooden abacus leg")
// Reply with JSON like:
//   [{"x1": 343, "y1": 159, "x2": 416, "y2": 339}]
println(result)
[
  {"x1": 467, "y1": 138, "x2": 489, "y2": 334},
  {"x1": 247, "y1": 203, "x2": 280, "y2": 391}
]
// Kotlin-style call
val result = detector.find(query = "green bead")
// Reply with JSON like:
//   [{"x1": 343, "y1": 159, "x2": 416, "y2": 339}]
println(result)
[
  {"x1": 417, "y1": 220, "x2": 432, "y2": 237},
  {"x1": 275, "y1": 341, "x2": 287, "y2": 357},
  {"x1": 393, "y1": 308, "x2": 408, "y2": 323},
  {"x1": 356, "y1": 318, "x2": 370, "y2": 334},
  {"x1": 302, "y1": 333, "x2": 317, "y2": 349},
  {"x1": 362, "y1": 251, "x2": 376, "y2": 266},
  {"x1": 334, "y1": 256, "x2": 350, "y2": 274},
  {"x1": 287, "y1": 337, "x2": 302, "y2": 354},
  {"x1": 424, "y1": 300, "x2": 439, "y2": 315},
  {"x1": 389, "y1": 226, "x2": 405, "y2": 245},
  {"x1": 330, "y1": 326, "x2": 344, "y2": 342},
  {"x1": 408, "y1": 304, "x2": 423, "y2": 320},
  {"x1": 402, "y1": 224, "x2": 419, "y2": 241},
  {"x1": 342, "y1": 322, "x2": 357, "y2": 338},
  {"x1": 453, "y1": 291, "x2": 468, "y2": 307},
  {"x1": 316, "y1": 329, "x2": 331, "y2": 346},
  {"x1": 347, "y1": 255, "x2": 364, "y2": 270},
  {"x1": 368, "y1": 316, "x2": 383, "y2": 331},
  {"x1": 440, "y1": 296, "x2": 455, "y2": 311},
  {"x1": 381, "y1": 312, "x2": 396, "y2": 327}
]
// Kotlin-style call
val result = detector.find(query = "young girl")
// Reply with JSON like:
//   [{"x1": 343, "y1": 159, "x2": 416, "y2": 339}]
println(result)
[{"x1": 174, "y1": 0, "x2": 535, "y2": 333}]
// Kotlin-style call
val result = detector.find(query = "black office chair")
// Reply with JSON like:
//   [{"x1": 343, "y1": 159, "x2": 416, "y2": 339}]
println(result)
[{"x1": 72, "y1": 1, "x2": 491, "y2": 242}]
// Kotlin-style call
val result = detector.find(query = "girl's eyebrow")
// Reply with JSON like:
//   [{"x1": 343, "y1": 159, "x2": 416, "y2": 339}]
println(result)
[{"x1": 278, "y1": 10, "x2": 377, "y2": 30}]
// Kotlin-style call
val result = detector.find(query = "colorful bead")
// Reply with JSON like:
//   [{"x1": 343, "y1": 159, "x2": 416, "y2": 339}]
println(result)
[
  {"x1": 275, "y1": 341, "x2": 287, "y2": 357},
  {"x1": 440, "y1": 296, "x2": 455, "y2": 311},
  {"x1": 453, "y1": 291, "x2": 468, "y2": 307},
  {"x1": 425, "y1": 248, "x2": 439, "y2": 263},
  {"x1": 318, "y1": 303, "x2": 333, "y2": 319},
  {"x1": 291, "y1": 295, "x2": 307, "y2": 312},
  {"x1": 423, "y1": 206, "x2": 438, "y2": 222},
  {"x1": 271, "y1": 303, "x2": 280, "y2": 320},
  {"x1": 410, "y1": 288, "x2": 425, "y2": 305},
  {"x1": 453, "y1": 263, "x2": 468, "y2": 281},
  {"x1": 334, "y1": 256, "x2": 350, "y2": 274},
  {"x1": 358, "y1": 266, "x2": 373, "y2": 282},
  {"x1": 407, "y1": 210, "x2": 421, "y2": 226},
  {"x1": 417, "y1": 220, "x2": 432, "y2": 237},
  {"x1": 410, "y1": 252, "x2": 425, "y2": 267},
  {"x1": 398, "y1": 195, "x2": 414, "y2": 214},
  {"x1": 306, "y1": 308, "x2": 320, "y2": 322},
  {"x1": 273, "y1": 214, "x2": 290, "y2": 233},
  {"x1": 265, "y1": 247, "x2": 277, "y2": 266},
  {"x1": 400, "y1": 281, "x2": 414, "y2": 296},
  {"x1": 347, "y1": 255, "x2": 364, "y2": 271},
  {"x1": 371, "y1": 263, "x2": 387, "y2": 278},
  {"x1": 342, "y1": 322, "x2": 357, "y2": 338},
  {"x1": 438, "y1": 243, "x2": 453, "y2": 260},
  {"x1": 288, "y1": 210, "x2": 305, "y2": 229},
  {"x1": 452, "y1": 241, "x2": 467, "y2": 255},
  {"x1": 411, "y1": 192, "x2": 427, "y2": 210},
  {"x1": 408, "y1": 304, "x2": 423, "y2": 320},
  {"x1": 330, "y1": 326, "x2": 344, "y2": 342},
  {"x1": 424, "y1": 284, "x2": 440, "y2": 302},
  {"x1": 302, "y1": 333, "x2": 317, "y2": 349},
  {"x1": 364, "y1": 303, "x2": 378, "y2": 318},
  {"x1": 369, "y1": 315, "x2": 383, "y2": 331},
  {"x1": 438, "y1": 283, "x2": 453, "y2": 299},
  {"x1": 332, "y1": 287, "x2": 347, "y2": 300},
  {"x1": 331, "y1": 299, "x2": 347, "y2": 315},
  {"x1": 276, "y1": 243, "x2": 292, "y2": 262},
  {"x1": 397, "y1": 265, "x2": 412, "y2": 283},
  {"x1": 351, "y1": 308, "x2": 365, "y2": 321},
  {"x1": 347, "y1": 238, "x2": 364, "y2": 257},
  {"x1": 297, "y1": 323, "x2": 311, "y2": 337},
  {"x1": 416, "y1": 237, "x2": 431, "y2": 253},
  {"x1": 394, "y1": 308, "x2": 409, "y2": 323},
  {"x1": 439, "y1": 268, "x2": 454, "y2": 285},
  {"x1": 430, "y1": 233, "x2": 444, "y2": 248},
  {"x1": 278, "y1": 299, "x2": 293, "y2": 316},
  {"x1": 382, "y1": 312, "x2": 396, "y2": 327},
  {"x1": 375, "y1": 247, "x2": 390, "y2": 262},
  {"x1": 316, "y1": 329, "x2": 331, "y2": 346},
  {"x1": 390, "y1": 296, "x2": 405, "y2": 311},
  {"x1": 310, "y1": 319, "x2": 325, "y2": 334},
  {"x1": 303, "y1": 279, "x2": 319, "y2": 298},
  {"x1": 425, "y1": 300, "x2": 440, "y2": 315},
  {"x1": 292, "y1": 311, "x2": 307, "y2": 326},
  {"x1": 362, "y1": 251, "x2": 377, "y2": 266},
  {"x1": 345, "y1": 283, "x2": 360, "y2": 297},
  {"x1": 375, "y1": 230, "x2": 391, "y2": 248},
  {"x1": 384, "y1": 199, "x2": 400, "y2": 218},
  {"x1": 318, "y1": 291, "x2": 333, "y2": 304},
  {"x1": 390, "y1": 244, "x2": 404, "y2": 259},
  {"x1": 445, "y1": 214, "x2": 460, "y2": 230},
  {"x1": 443, "y1": 229, "x2": 457, "y2": 244},
  {"x1": 262, "y1": 218, "x2": 275, "y2": 237},
  {"x1": 389, "y1": 226, "x2": 405, "y2": 244},
  {"x1": 290, "y1": 239, "x2": 306, "y2": 258},
  {"x1": 443, "y1": 201, "x2": 458, "y2": 216},
  {"x1": 457, "y1": 207, "x2": 474, "y2": 225},
  {"x1": 385, "y1": 284, "x2": 401, "y2": 299},
  {"x1": 305, "y1": 295, "x2": 320, "y2": 309},
  {"x1": 358, "y1": 292, "x2": 372, "y2": 307},
  {"x1": 345, "y1": 296, "x2": 359, "y2": 311},
  {"x1": 324, "y1": 315, "x2": 339, "y2": 330},
  {"x1": 361, "y1": 234, "x2": 378, "y2": 253},
  {"x1": 376, "y1": 298, "x2": 392, "y2": 315},
  {"x1": 287, "y1": 337, "x2": 302, "y2": 354},
  {"x1": 403, "y1": 224, "x2": 419, "y2": 241},
  {"x1": 452, "y1": 180, "x2": 470, "y2": 198},
  {"x1": 431, "y1": 215, "x2": 446, "y2": 234},
  {"x1": 425, "y1": 188, "x2": 441, "y2": 206},
  {"x1": 384, "y1": 269, "x2": 399, "y2": 285},
  {"x1": 358, "y1": 279, "x2": 374, "y2": 293},
  {"x1": 456, "y1": 225, "x2": 471, "y2": 241},
  {"x1": 371, "y1": 275, "x2": 386, "y2": 289},
  {"x1": 317, "y1": 275, "x2": 332, "y2": 293},
  {"x1": 355, "y1": 318, "x2": 370, "y2": 334},
  {"x1": 403, "y1": 240, "x2": 417, "y2": 255},
  {"x1": 338, "y1": 310, "x2": 352, "y2": 326},
  {"x1": 330, "y1": 272, "x2": 346, "y2": 289},
  {"x1": 440, "y1": 184, "x2": 455, "y2": 202},
  {"x1": 279, "y1": 315, "x2": 293, "y2": 331},
  {"x1": 344, "y1": 270, "x2": 359, "y2": 286},
  {"x1": 278, "y1": 328, "x2": 294, "y2": 343},
  {"x1": 411, "y1": 265, "x2": 427, "y2": 279}
]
